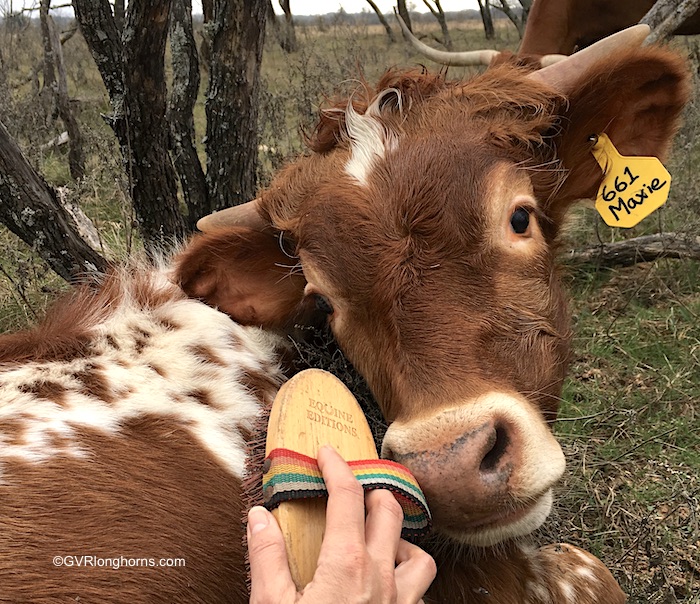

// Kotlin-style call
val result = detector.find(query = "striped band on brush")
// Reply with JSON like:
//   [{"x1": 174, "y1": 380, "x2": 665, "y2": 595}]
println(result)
[{"x1": 262, "y1": 447, "x2": 432, "y2": 537}]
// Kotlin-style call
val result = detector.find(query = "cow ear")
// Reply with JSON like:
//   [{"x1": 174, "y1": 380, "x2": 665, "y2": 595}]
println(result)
[
  {"x1": 175, "y1": 228, "x2": 306, "y2": 331},
  {"x1": 548, "y1": 46, "x2": 690, "y2": 222}
]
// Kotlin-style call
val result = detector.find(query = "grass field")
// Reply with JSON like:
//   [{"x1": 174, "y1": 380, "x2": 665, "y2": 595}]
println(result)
[{"x1": 0, "y1": 13, "x2": 698, "y2": 602}]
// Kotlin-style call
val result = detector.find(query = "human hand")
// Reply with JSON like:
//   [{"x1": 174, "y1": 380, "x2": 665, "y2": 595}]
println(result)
[{"x1": 247, "y1": 445, "x2": 436, "y2": 603}]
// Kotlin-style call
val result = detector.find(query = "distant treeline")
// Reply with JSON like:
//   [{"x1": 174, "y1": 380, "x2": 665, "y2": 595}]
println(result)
[
  {"x1": 1, "y1": 8, "x2": 519, "y2": 29},
  {"x1": 287, "y1": 9, "x2": 516, "y2": 27}
]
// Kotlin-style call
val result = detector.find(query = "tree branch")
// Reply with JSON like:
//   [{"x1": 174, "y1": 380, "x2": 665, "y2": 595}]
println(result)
[
  {"x1": 495, "y1": 0, "x2": 525, "y2": 38},
  {"x1": 72, "y1": 0, "x2": 125, "y2": 111},
  {"x1": 397, "y1": 0, "x2": 413, "y2": 35},
  {"x1": 73, "y1": 0, "x2": 185, "y2": 248},
  {"x1": 642, "y1": 0, "x2": 700, "y2": 45},
  {"x1": 46, "y1": 9, "x2": 85, "y2": 178},
  {"x1": 168, "y1": 0, "x2": 208, "y2": 230},
  {"x1": 0, "y1": 119, "x2": 108, "y2": 281},
  {"x1": 562, "y1": 233, "x2": 700, "y2": 268},
  {"x1": 365, "y1": 0, "x2": 394, "y2": 42},
  {"x1": 421, "y1": 0, "x2": 439, "y2": 19}
]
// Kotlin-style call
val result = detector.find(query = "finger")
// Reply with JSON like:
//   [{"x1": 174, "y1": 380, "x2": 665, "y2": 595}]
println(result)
[
  {"x1": 247, "y1": 506, "x2": 297, "y2": 603},
  {"x1": 317, "y1": 445, "x2": 366, "y2": 548},
  {"x1": 394, "y1": 539, "x2": 437, "y2": 604},
  {"x1": 364, "y1": 489, "x2": 403, "y2": 568}
]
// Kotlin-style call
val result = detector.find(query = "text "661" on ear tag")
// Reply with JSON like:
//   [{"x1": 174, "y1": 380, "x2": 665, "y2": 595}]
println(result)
[{"x1": 591, "y1": 133, "x2": 671, "y2": 228}]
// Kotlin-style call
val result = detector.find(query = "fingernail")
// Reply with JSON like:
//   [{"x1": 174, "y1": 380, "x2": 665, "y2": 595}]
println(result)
[{"x1": 248, "y1": 506, "x2": 270, "y2": 536}]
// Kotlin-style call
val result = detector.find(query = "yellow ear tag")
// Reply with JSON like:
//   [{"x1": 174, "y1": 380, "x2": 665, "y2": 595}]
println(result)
[{"x1": 591, "y1": 133, "x2": 671, "y2": 228}]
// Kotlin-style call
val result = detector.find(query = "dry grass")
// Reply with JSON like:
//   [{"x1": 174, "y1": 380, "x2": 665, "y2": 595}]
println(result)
[
  {"x1": 0, "y1": 13, "x2": 698, "y2": 602},
  {"x1": 544, "y1": 263, "x2": 700, "y2": 602}
]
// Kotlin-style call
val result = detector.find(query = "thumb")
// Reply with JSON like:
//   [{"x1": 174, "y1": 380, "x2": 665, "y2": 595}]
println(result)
[{"x1": 247, "y1": 506, "x2": 297, "y2": 603}]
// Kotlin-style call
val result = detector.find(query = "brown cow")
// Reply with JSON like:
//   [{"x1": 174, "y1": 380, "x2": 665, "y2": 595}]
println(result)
[
  {"x1": 0, "y1": 30, "x2": 689, "y2": 603},
  {"x1": 521, "y1": 0, "x2": 700, "y2": 57},
  {"x1": 399, "y1": 1, "x2": 700, "y2": 67}
]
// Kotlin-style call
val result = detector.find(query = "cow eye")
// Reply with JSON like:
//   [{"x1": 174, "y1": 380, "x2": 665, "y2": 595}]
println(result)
[
  {"x1": 510, "y1": 207, "x2": 530, "y2": 234},
  {"x1": 314, "y1": 294, "x2": 334, "y2": 315}
]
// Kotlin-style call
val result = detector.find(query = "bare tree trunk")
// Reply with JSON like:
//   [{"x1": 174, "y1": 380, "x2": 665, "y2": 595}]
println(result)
[
  {"x1": 1, "y1": 0, "x2": 270, "y2": 280},
  {"x1": 422, "y1": 0, "x2": 451, "y2": 49},
  {"x1": 642, "y1": 0, "x2": 700, "y2": 45},
  {"x1": 73, "y1": 0, "x2": 185, "y2": 248},
  {"x1": 123, "y1": 0, "x2": 185, "y2": 247},
  {"x1": 266, "y1": 0, "x2": 282, "y2": 42},
  {"x1": 72, "y1": 0, "x2": 124, "y2": 108},
  {"x1": 205, "y1": 0, "x2": 267, "y2": 210},
  {"x1": 40, "y1": 1, "x2": 84, "y2": 178},
  {"x1": 168, "y1": 0, "x2": 207, "y2": 231},
  {"x1": 477, "y1": 0, "x2": 495, "y2": 40},
  {"x1": 47, "y1": 12, "x2": 85, "y2": 179},
  {"x1": 113, "y1": 0, "x2": 124, "y2": 33},
  {"x1": 39, "y1": 0, "x2": 56, "y2": 119},
  {"x1": 0, "y1": 119, "x2": 107, "y2": 281},
  {"x1": 365, "y1": 0, "x2": 394, "y2": 42},
  {"x1": 199, "y1": 0, "x2": 213, "y2": 72},
  {"x1": 496, "y1": 0, "x2": 526, "y2": 38},
  {"x1": 278, "y1": 0, "x2": 297, "y2": 52},
  {"x1": 519, "y1": 0, "x2": 532, "y2": 25},
  {"x1": 397, "y1": 0, "x2": 413, "y2": 36}
]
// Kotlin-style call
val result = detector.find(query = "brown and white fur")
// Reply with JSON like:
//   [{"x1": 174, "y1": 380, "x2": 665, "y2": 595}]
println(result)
[{"x1": 0, "y1": 259, "x2": 286, "y2": 603}]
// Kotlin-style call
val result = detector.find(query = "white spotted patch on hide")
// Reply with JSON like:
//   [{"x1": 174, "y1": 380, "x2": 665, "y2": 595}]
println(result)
[
  {"x1": 574, "y1": 566, "x2": 599, "y2": 583},
  {"x1": 521, "y1": 542, "x2": 553, "y2": 604},
  {"x1": 344, "y1": 88, "x2": 400, "y2": 186},
  {"x1": 0, "y1": 267, "x2": 284, "y2": 483},
  {"x1": 525, "y1": 580, "x2": 552, "y2": 604},
  {"x1": 574, "y1": 548, "x2": 597, "y2": 564},
  {"x1": 558, "y1": 580, "x2": 577, "y2": 603}
]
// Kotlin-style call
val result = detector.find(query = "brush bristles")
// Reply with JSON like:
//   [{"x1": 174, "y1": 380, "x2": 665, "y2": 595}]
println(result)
[{"x1": 242, "y1": 397, "x2": 274, "y2": 592}]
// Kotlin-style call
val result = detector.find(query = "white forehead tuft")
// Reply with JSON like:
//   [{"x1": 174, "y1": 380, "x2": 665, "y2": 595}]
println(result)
[{"x1": 344, "y1": 88, "x2": 400, "y2": 186}]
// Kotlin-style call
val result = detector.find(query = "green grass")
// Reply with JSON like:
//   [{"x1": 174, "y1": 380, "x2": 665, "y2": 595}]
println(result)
[{"x1": 537, "y1": 260, "x2": 700, "y2": 601}]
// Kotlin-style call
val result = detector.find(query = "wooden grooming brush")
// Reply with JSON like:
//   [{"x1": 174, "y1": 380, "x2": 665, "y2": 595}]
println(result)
[{"x1": 263, "y1": 368, "x2": 378, "y2": 590}]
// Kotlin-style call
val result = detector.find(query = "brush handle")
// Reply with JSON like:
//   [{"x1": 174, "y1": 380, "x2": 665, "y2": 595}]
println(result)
[
  {"x1": 272, "y1": 499, "x2": 326, "y2": 589},
  {"x1": 265, "y1": 369, "x2": 378, "y2": 590}
]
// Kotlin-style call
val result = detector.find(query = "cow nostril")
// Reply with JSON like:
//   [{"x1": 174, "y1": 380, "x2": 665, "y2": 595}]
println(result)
[
  {"x1": 479, "y1": 424, "x2": 510, "y2": 473},
  {"x1": 382, "y1": 445, "x2": 395, "y2": 462}
]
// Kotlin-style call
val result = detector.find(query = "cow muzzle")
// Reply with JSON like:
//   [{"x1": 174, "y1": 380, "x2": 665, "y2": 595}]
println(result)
[{"x1": 381, "y1": 391, "x2": 565, "y2": 546}]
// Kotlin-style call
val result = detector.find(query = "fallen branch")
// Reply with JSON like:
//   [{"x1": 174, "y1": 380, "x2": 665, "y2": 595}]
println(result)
[{"x1": 562, "y1": 233, "x2": 700, "y2": 268}]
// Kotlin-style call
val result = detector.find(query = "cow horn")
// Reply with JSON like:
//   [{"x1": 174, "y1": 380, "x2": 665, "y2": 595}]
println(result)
[
  {"x1": 196, "y1": 199, "x2": 267, "y2": 232},
  {"x1": 394, "y1": 11, "x2": 497, "y2": 66},
  {"x1": 528, "y1": 24, "x2": 651, "y2": 92},
  {"x1": 539, "y1": 54, "x2": 567, "y2": 67}
]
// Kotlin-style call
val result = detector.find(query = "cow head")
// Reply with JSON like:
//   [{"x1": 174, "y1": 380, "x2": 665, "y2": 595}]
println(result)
[{"x1": 177, "y1": 32, "x2": 688, "y2": 547}]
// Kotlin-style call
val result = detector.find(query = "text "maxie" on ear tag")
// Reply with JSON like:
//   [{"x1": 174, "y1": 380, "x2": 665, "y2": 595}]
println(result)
[{"x1": 591, "y1": 133, "x2": 671, "y2": 228}]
